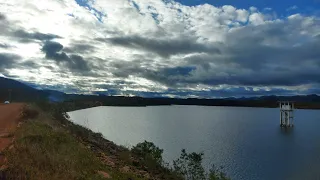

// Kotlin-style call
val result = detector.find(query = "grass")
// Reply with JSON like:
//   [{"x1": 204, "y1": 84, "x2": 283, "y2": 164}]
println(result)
[
  {"x1": 2, "y1": 105, "x2": 147, "y2": 180},
  {"x1": 2, "y1": 103, "x2": 229, "y2": 180}
]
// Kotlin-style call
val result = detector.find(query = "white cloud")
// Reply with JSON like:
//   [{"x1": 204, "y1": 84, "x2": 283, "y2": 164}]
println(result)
[
  {"x1": 287, "y1": 5, "x2": 298, "y2": 11},
  {"x1": 0, "y1": 0, "x2": 320, "y2": 97},
  {"x1": 236, "y1": 9, "x2": 249, "y2": 23},
  {"x1": 264, "y1": 7, "x2": 272, "y2": 11},
  {"x1": 249, "y1": 6, "x2": 258, "y2": 12},
  {"x1": 249, "y1": 12, "x2": 266, "y2": 25}
]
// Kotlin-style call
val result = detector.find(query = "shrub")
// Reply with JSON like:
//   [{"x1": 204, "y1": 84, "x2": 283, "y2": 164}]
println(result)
[
  {"x1": 132, "y1": 141, "x2": 164, "y2": 165},
  {"x1": 173, "y1": 149, "x2": 206, "y2": 180},
  {"x1": 22, "y1": 106, "x2": 39, "y2": 119},
  {"x1": 173, "y1": 149, "x2": 230, "y2": 180},
  {"x1": 208, "y1": 165, "x2": 229, "y2": 180}
]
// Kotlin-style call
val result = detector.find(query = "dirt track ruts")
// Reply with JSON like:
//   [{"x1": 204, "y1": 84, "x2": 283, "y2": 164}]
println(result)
[{"x1": 0, "y1": 103, "x2": 24, "y2": 165}]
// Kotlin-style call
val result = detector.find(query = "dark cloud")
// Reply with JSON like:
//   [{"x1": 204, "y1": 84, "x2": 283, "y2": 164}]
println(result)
[
  {"x1": 0, "y1": 55, "x2": 40, "y2": 74},
  {"x1": 110, "y1": 20, "x2": 320, "y2": 89},
  {"x1": 0, "y1": 13, "x2": 5, "y2": 21},
  {"x1": 140, "y1": 42, "x2": 320, "y2": 87},
  {"x1": 97, "y1": 18, "x2": 320, "y2": 91},
  {"x1": 18, "y1": 61, "x2": 39, "y2": 69},
  {"x1": 85, "y1": 17, "x2": 320, "y2": 98},
  {"x1": 64, "y1": 44, "x2": 96, "y2": 54},
  {"x1": 0, "y1": 13, "x2": 60, "y2": 43},
  {"x1": 110, "y1": 61, "x2": 146, "y2": 78},
  {"x1": 109, "y1": 60, "x2": 196, "y2": 86},
  {"x1": 0, "y1": 53, "x2": 21, "y2": 71},
  {"x1": 161, "y1": 66, "x2": 196, "y2": 76},
  {"x1": 89, "y1": 86, "x2": 297, "y2": 98},
  {"x1": 41, "y1": 41, "x2": 90, "y2": 72},
  {"x1": 1, "y1": 5, "x2": 320, "y2": 98},
  {"x1": 0, "y1": 43, "x2": 11, "y2": 49},
  {"x1": 42, "y1": 41, "x2": 67, "y2": 61},
  {"x1": 13, "y1": 30, "x2": 61, "y2": 43},
  {"x1": 68, "y1": 55, "x2": 90, "y2": 71},
  {"x1": 97, "y1": 36, "x2": 221, "y2": 57}
]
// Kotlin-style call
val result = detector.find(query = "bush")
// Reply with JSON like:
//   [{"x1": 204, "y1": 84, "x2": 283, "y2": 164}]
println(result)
[
  {"x1": 173, "y1": 149, "x2": 230, "y2": 180},
  {"x1": 22, "y1": 106, "x2": 39, "y2": 119},
  {"x1": 173, "y1": 149, "x2": 206, "y2": 180},
  {"x1": 208, "y1": 165, "x2": 229, "y2": 180},
  {"x1": 3, "y1": 121, "x2": 105, "y2": 180},
  {"x1": 132, "y1": 141, "x2": 164, "y2": 165},
  {"x1": 131, "y1": 141, "x2": 183, "y2": 179}
]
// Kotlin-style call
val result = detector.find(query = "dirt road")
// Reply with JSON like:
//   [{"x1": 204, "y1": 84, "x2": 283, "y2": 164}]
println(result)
[{"x1": 0, "y1": 103, "x2": 24, "y2": 165}]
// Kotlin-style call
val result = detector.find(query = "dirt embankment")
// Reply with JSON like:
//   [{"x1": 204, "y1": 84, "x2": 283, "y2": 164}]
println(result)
[{"x1": 0, "y1": 103, "x2": 24, "y2": 165}]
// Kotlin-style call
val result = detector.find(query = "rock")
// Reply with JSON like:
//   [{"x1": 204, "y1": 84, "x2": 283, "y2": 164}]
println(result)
[
  {"x1": 120, "y1": 166, "x2": 131, "y2": 173},
  {"x1": 0, "y1": 133, "x2": 12, "y2": 138},
  {"x1": 8, "y1": 145, "x2": 14, "y2": 150},
  {"x1": 109, "y1": 148, "x2": 117, "y2": 155},
  {"x1": 0, "y1": 165, "x2": 8, "y2": 171},
  {"x1": 99, "y1": 152, "x2": 107, "y2": 158},
  {"x1": 132, "y1": 160, "x2": 140, "y2": 167},
  {"x1": 97, "y1": 171, "x2": 112, "y2": 179},
  {"x1": 98, "y1": 153, "x2": 116, "y2": 167},
  {"x1": 144, "y1": 173, "x2": 151, "y2": 179},
  {"x1": 103, "y1": 156, "x2": 116, "y2": 167},
  {"x1": 17, "y1": 122, "x2": 23, "y2": 128},
  {"x1": 0, "y1": 156, "x2": 7, "y2": 165},
  {"x1": 138, "y1": 170, "x2": 151, "y2": 179}
]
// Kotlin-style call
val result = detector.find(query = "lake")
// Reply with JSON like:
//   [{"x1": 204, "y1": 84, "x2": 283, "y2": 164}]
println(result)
[{"x1": 67, "y1": 106, "x2": 320, "y2": 180}]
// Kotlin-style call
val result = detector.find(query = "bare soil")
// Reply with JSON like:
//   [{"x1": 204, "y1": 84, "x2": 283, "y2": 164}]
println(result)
[{"x1": 0, "y1": 103, "x2": 24, "y2": 165}]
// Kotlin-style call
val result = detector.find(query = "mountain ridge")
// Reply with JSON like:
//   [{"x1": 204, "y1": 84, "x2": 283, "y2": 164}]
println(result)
[{"x1": 1, "y1": 77, "x2": 320, "y2": 108}]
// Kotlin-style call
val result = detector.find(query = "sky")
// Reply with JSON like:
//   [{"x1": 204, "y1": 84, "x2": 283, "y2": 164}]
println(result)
[{"x1": 0, "y1": 0, "x2": 320, "y2": 98}]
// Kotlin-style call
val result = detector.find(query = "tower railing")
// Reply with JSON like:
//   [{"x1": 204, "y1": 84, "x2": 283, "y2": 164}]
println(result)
[{"x1": 279, "y1": 101, "x2": 294, "y2": 127}]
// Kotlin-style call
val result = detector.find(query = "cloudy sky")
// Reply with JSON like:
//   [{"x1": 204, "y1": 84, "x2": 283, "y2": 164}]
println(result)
[{"x1": 0, "y1": 0, "x2": 320, "y2": 98}]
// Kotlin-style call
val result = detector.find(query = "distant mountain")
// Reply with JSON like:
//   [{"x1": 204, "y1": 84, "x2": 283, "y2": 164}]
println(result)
[
  {"x1": 42, "y1": 89, "x2": 66, "y2": 102},
  {"x1": 1, "y1": 76, "x2": 320, "y2": 108},
  {"x1": 244, "y1": 94, "x2": 320, "y2": 103},
  {"x1": 0, "y1": 77, "x2": 47, "y2": 102}
]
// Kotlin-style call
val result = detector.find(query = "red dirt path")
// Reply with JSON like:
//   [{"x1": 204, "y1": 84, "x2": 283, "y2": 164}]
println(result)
[{"x1": 0, "y1": 103, "x2": 24, "y2": 165}]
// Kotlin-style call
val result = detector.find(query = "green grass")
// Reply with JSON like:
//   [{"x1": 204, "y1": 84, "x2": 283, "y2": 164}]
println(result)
[
  {"x1": 2, "y1": 103, "x2": 229, "y2": 180},
  {"x1": 3, "y1": 105, "x2": 147, "y2": 180}
]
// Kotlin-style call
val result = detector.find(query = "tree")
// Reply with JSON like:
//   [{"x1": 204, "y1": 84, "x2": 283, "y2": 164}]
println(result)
[
  {"x1": 132, "y1": 141, "x2": 163, "y2": 163},
  {"x1": 173, "y1": 149, "x2": 206, "y2": 180},
  {"x1": 173, "y1": 149, "x2": 230, "y2": 180}
]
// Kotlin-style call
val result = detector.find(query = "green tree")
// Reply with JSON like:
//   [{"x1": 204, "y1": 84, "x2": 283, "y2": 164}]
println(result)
[
  {"x1": 173, "y1": 149, "x2": 206, "y2": 180},
  {"x1": 132, "y1": 140, "x2": 164, "y2": 168},
  {"x1": 208, "y1": 165, "x2": 229, "y2": 180},
  {"x1": 173, "y1": 149, "x2": 230, "y2": 180}
]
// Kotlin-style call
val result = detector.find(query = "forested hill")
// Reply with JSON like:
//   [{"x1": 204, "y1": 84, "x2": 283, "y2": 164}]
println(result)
[
  {"x1": 2, "y1": 76, "x2": 320, "y2": 109},
  {"x1": 0, "y1": 77, "x2": 47, "y2": 102}
]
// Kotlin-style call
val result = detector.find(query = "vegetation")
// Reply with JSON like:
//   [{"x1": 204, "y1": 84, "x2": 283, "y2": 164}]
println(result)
[
  {"x1": 1, "y1": 103, "x2": 230, "y2": 180},
  {"x1": 4, "y1": 75, "x2": 320, "y2": 110},
  {"x1": 1, "y1": 105, "x2": 148, "y2": 180},
  {"x1": 173, "y1": 149, "x2": 206, "y2": 180},
  {"x1": 173, "y1": 149, "x2": 229, "y2": 180},
  {"x1": 131, "y1": 142, "x2": 229, "y2": 180},
  {"x1": 4, "y1": 121, "x2": 104, "y2": 179},
  {"x1": 132, "y1": 141, "x2": 164, "y2": 165}
]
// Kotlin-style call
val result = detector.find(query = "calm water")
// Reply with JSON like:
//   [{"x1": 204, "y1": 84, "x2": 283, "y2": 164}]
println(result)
[{"x1": 68, "y1": 106, "x2": 320, "y2": 180}]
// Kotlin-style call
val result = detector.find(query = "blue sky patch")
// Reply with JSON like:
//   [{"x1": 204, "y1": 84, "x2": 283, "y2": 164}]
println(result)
[
  {"x1": 175, "y1": 0, "x2": 320, "y2": 16},
  {"x1": 75, "y1": 0, "x2": 106, "y2": 22}
]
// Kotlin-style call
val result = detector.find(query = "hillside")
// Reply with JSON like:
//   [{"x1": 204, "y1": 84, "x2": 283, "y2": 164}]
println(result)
[
  {"x1": 2, "y1": 77, "x2": 320, "y2": 109},
  {"x1": 0, "y1": 77, "x2": 49, "y2": 102}
]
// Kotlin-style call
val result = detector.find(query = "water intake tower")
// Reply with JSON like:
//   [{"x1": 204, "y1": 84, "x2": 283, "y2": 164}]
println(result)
[{"x1": 279, "y1": 101, "x2": 294, "y2": 127}]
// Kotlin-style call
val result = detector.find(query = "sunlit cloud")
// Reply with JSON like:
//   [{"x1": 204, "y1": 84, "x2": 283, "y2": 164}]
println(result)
[{"x1": 0, "y1": 0, "x2": 320, "y2": 97}]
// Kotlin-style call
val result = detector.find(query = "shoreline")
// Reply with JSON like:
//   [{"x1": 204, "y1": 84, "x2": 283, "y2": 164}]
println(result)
[{"x1": 1, "y1": 102, "x2": 229, "y2": 179}]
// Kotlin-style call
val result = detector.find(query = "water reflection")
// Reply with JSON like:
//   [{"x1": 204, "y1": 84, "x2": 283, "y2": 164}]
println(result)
[
  {"x1": 68, "y1": 106, "x2": 320, "y2": 180},
  {"x1": 279, "y1": 127, "x2": 294, "y2": 135}
]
